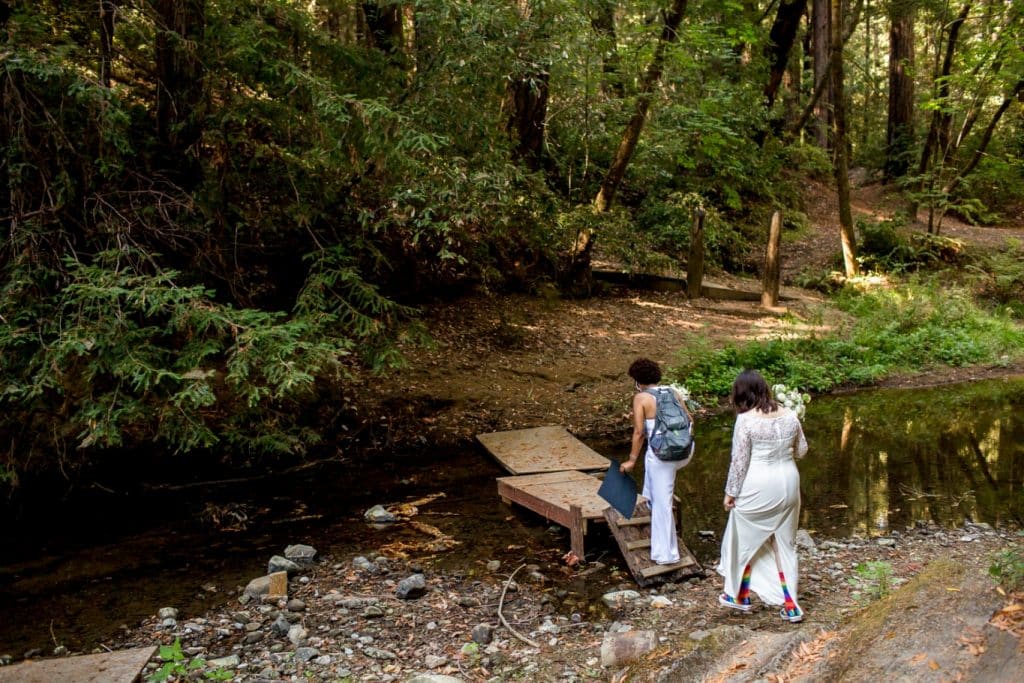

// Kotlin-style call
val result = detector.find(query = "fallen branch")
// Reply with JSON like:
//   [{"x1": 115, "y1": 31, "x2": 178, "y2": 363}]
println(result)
[{"x1": 498, "y1": 564, "x2": 540, "y2": 649}]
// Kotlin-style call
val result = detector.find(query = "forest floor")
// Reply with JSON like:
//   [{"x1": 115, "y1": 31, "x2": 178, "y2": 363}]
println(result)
[{"x1": 121, "y1": 180, "x2": 1024, "y2": 681}]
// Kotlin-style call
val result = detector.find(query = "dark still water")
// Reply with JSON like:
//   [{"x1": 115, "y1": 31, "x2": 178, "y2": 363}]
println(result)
[{"x1": 1, "y1": 376, "x2": 1022, "y2": 659}]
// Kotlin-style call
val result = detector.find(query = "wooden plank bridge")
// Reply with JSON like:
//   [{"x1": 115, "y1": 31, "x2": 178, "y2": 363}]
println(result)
[{"x1": 478, "y1": 425, "x2": 701, "y2": 584}]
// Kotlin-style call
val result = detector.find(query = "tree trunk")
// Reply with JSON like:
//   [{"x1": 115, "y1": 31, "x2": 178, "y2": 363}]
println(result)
[
  {"x1": 593, "y1": 0, "x2": 688, "y2": 213},
  {"x1": 831, "y1": 0, "x2": 858, "y2": 277},
  {"x1": 884, "y1": 0, "x2": 915, "y2": 182},
  {"x1": 361, "y1": 2, "x2": 403, "y2": 55},
  {"x1": 687, "y1": 209, "x2": 705, "y2": 299},
  {"x1": 99, "y1": 1, "x2": 117, "y2": 88},
  {"x1": 812, "y1": 0, "x2": 832, "y2": 148},
  {"x1": 911, "y1": 3, "x2": 972, "y2": 226},
  {"x1": 504, "y1": 71, "x2": 550, "y2": 170},
  {"x1": 591, "y1": 0, "x2": 624, "y2": 97},
  {"x1": 764, "y1": 1, "x2": 808, "y2": 108},
  {"x1": 762, "y1": 210, "x2": 782, "y2": 308},
  {"x1": 154, "y1": 0, "x2": 206, "y2": 184}
]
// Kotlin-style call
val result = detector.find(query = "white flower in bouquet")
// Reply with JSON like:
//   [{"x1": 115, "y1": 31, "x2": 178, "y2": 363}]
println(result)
[
  {"x1": 669, "y1": 383, "x2": 700, "y2": 413},
  {"x1": 772, "y1": 383, "x2": 810, "y2": 420}
]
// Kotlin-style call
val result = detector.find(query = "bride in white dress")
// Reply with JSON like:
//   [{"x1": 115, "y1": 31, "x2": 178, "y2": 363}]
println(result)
[{"x1": 717, "y1": 369, "x2": 808, "y2": 622}]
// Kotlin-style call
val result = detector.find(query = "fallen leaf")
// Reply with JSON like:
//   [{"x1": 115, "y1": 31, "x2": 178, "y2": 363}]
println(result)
[
  {"x1": 910, "y1": 653, "x2": 927, "y2": 664},
  {"x1": 929, "y1": 660, "x2": 940, "y2": 670}
]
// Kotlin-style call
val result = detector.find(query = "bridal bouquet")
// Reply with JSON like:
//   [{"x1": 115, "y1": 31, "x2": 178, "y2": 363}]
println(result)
[{"x1": 772, "y1": 383, "x2": 810, "y2": 420}]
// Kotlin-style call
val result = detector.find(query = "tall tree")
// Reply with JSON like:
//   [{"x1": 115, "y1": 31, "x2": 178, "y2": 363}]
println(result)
[
  {"x1": 912, "y1": 2, "x2": 972, "y2": 225},
  {"x1": 154, "y1": 0, "x2": 206, "y2": 183},
  {"x1": 504, "y1": 1, "x2": 550, "y2": 171},
  {"x1": 884, "y1": 0, "x2": 915, "y2": 181},
  {"x1": 764, "y1": 0, "x2": 809, "y2": 108},
  {"x1": 99, "y1": 1, "x2": 117, "y2": 88},
  {"x1": 831, "y1": 0, "x2": 858, "y2": 277},
  {"x1": 590, "y1": 0, "x2": 624, "y2": 97},
  {"x1": 593, "y1": 0, "x2": 689, "y2": 212},
  {"x1": 812, "y1": 0, "x2": 832, "y2": 148}
]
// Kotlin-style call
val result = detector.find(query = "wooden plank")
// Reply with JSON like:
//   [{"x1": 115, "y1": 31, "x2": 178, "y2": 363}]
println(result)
[
  {"x1": 639, "y1": 558, "x2": 698, "y2": 578},
  {"x1": 625, "y1": 539, "x2": 651, "y2": 551},
  {"x1": 478, "y1": 426, "x2": 608, "y2": 474},
  {"x1": 616, "y1": 516, "x2": 652, "y2": 526},
  {"x1": 497, "y1": 471, "x2": 608, "y2": 520},
  {"x1": 0, "y1": 646, "x2": 158, "y2": 683}
]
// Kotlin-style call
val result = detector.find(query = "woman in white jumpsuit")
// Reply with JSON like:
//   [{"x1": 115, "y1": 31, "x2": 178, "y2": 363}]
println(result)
[
  {"x1": 620, "y1": 358, "x2": 693, "y2": 565},
  {"x1": 717, "y1": 369, "x2": 808, "y2": 622}
]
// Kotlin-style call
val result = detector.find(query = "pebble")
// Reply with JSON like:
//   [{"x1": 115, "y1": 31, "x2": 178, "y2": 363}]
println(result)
[
  {"x1": 286, "y1": 599, "x2": 306, "y2": 612},
  {"x1": 157, "y1": 607, "x2": 179, "y2": 620},
  {"x1": 294, "y1": 647, "x2": 319, "y2": 662},
  {"x1": 877, "y1": 538, "x2": 896, "y2": 546}
]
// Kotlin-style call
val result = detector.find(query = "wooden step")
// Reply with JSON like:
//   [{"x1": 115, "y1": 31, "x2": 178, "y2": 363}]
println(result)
[
  {"x1": 616, "y1": 515, "x2": 651, "y2": 527},
  {"x1": 639, "y1": 557, "x2": 699, "y2": 578},
  {"x1": 625, "y1": 539, "x2": 651, "y2": 551}
]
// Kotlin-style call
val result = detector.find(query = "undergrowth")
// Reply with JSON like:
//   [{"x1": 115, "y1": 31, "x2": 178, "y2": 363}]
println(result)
[{"x1": 671, "y1": 279, "x2": 1024, "y2": 402}]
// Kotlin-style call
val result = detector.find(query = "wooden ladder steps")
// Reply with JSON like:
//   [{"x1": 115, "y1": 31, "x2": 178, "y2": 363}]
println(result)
[{"x1": 604, "y1": 503, "x2": 702, "y2": 587}]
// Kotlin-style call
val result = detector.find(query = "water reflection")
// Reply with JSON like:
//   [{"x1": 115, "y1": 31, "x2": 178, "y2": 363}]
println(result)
[{"x1": 661, "y1": 376, "x2": 1024, "y2": 539}]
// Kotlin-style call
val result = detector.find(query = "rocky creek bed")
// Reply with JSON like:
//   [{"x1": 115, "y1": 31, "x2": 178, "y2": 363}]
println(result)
[{"x1": 95, "y1": 519, "x2": 1022, "y2": 682}]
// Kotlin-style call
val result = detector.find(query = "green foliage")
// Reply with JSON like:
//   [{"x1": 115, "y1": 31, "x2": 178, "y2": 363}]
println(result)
[
  {"x1": 147, "y1": 638, "x2": 232, "y2": 682},
  {"x1": 970, "y1": 239, "x2": 1024, "y2": 318},
  {"x1": 672, "y1": 280, "x2": 1024, "y2": 402},
  {"x1": 0, "y1": 249, "x2": 353, "y2": 475},
  {"x1": 848, "y1": 560, "x2": 895, "y2": 601},
  {"x1": 989, "y1": 548, "x2": 1024, "y2": 593}
]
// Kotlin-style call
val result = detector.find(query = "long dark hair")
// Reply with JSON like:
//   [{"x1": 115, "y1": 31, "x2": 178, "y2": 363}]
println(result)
[{"x1": 731, "y1": 369, "x2": 778, "y2": 414}]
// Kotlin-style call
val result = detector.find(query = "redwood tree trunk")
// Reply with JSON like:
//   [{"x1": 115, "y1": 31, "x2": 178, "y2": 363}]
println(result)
[
  {"x1": 155, "y1": 0, "x2": 206, "y2": 183},
  {"x1": 764, "y1": 0, "x2": 808, "y2": 108},
  {"x1": 884, "y1": 0, "x2": 915, "y2": 182},
  {"x1": 812, "y1": 0, "x2": 832, "y2": 148},
  {"x1": 830, "y1": 0, "x2": 858, "y2": 277},
  {"x1": 99, "y1": 1, "x2": 117, "y2": 88},
  {"x1": 504, "y1": 71, "x2": 550, "y2": 170}
]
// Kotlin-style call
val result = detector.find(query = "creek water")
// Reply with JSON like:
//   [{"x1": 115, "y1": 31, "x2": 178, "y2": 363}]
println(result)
[{"x1": 1, "y1": 376, "x2": 1022, "y2": 660}]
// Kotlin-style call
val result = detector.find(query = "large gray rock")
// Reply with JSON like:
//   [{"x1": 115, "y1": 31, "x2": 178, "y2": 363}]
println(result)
[
  {"x1": 242, "y1": 575, "x2": 271, "y2": 602},
  {"x1": 364, "y1": 504, "x2": 397, "y2": 523},
  {"x1": 795, "y1": 529, "x2": 816, "y2": 550},
  {"x1": 396, "y1": 574, "x2": 427, "y2": 600},
  {"x1": 268, "y1": 555, "x2": 301, "y2": 576},
  {"x1": 601, "y1": 590, "x2": 641, "y2": 609},
  {"x1": 284, "y1": 544, "x2": 317, "y2": 565},
  {"x1": 600, "y1": 630, "x2": 657, "y2": 667}
]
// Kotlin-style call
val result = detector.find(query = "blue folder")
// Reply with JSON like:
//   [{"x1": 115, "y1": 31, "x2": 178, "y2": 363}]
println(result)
[{"x1": 598, "y1": 458, "x2": 638, "y2": 519}]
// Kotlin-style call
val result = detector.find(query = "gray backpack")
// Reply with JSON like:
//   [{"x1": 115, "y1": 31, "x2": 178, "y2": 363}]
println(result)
[{"x1": 646, "y1": 387, "x2": 694, "y2": 461}]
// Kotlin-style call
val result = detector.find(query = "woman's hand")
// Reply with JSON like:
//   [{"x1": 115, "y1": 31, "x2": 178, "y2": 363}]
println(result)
[
  {"x1": 620, "y1": 458, "x2": 636, "y2": 474},
  {"x1": 723, "y1": 494, "x2": 736, "y2": 511}
]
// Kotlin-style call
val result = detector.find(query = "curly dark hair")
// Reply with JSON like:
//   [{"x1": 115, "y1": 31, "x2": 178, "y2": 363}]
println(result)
[
  {"x1": 731, "y1": 369, "x2": 779, "y2": 414},
  {"x1": 628, "y1": 358, "x2": 662, "y2": 386}
]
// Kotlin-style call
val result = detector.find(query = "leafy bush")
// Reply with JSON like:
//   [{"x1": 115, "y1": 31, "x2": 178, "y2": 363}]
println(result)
[
  {"x1": 671, "y1": 280, "x2": 1024, "y2": 402},
  {"x1": 971, "y1": 239, "x2": 1024, "y2": 318},
  {"x1": 989, "y1": 548, "x2": 1024, "y2": 593},
  {"x1": 848, "y1": 560, "x2": 895, "y2": 601},
  {"x1": 856, "y1": 216, "x2": 968, "y2": 273},
  {"x1": 0, "y1": 249, "x2": 371, "y2": 484}
]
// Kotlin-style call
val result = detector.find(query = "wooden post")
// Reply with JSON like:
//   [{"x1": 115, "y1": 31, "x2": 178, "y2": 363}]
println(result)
[
  {"x1": 762, "y1": 210, "x2": 782, "y2": 307},
  {"x1": 687, "y1": 208, "x2": 705, "y2": 299},
  {"x1": 569, "y1": 504, "x2": 585, "y2": 561}
]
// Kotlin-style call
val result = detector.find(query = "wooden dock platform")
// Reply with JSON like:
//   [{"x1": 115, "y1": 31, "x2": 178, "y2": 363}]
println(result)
[
  {"x1": 0, "y1": 646, "x2": 157, "y2": 683},
  {"x1": 477, "y1": 425, "x2": 608, "y2": 475},
  {"x1": 480, "y1": 425, "x2": 702, "y2": 577},
  {"x1": 497, "y1": 469, "x2": 609, "y2": 559}
]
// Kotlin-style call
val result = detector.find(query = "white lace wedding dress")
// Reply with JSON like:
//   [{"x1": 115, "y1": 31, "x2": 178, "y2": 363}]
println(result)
[{"x1": 717, "y1": 408, "x2": 808, "y2": 605}]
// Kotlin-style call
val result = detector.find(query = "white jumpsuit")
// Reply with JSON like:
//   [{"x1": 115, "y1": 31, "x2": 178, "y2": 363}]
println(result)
[
  {"x1": 717, "y1": 409, "x2": 808, "y2": 604},
  {"x1": 642, "y1": 416, "x2": 691, "y2": 564}
]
